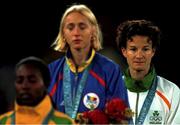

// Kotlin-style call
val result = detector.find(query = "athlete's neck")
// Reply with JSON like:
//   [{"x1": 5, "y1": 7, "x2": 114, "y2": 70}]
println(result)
[
  {"x1": 129, "y1": 66, "x2": 150, "y2": 80},
  {"x1": 70, "y1": 47, "x2": 90, "y2": 66}
]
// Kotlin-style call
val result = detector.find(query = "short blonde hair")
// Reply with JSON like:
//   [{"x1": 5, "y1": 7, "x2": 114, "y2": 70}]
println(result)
[{"x1": 52, "y1": 4, "x2": 102, "y2": 52}]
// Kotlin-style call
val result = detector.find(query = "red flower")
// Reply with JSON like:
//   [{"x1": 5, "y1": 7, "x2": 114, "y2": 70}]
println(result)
[
  {"x1": 105, "y1": 98, "x2": 128, "y2": 121},
  {"x1": 76, "y1": 98, "x2": 134, "y2": 124},
  {"x1": 83, "y1": 109, "x2": 109, "y2": 124}
]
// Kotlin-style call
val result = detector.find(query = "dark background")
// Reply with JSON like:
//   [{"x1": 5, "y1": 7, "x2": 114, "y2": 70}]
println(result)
[{"x1": 0, "y1": 0, "x2": 179, "y2": 114}]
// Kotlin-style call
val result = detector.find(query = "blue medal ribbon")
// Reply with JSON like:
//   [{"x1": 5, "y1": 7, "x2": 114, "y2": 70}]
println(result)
[
  {"x1": 135, "y1": 77, "x2": 158, "y2": 125},
  {"x1": 63, "y1": 61, "x2": 91, "y2": 119}
]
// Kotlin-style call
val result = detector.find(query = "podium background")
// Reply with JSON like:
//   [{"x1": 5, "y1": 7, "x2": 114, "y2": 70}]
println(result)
[{"x1": 0, "y1": 0, "x2": 179, "y2": 114}]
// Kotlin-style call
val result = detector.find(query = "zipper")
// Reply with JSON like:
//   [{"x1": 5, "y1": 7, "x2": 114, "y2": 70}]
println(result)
[
  {"x1": 135, "y1": 92, "x2": 139, "y2": 124},
  {"x1": 72, "y1": 66, "x2": 78, "y2": 104},
  {"x1": 75, "y1": 66, "x2": 78, "y2": 82}
]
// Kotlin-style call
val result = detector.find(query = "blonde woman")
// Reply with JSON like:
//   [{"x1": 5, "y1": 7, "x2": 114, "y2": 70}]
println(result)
[{"x1": 48, "y1": 4, "x2": 128, "y2": 120}]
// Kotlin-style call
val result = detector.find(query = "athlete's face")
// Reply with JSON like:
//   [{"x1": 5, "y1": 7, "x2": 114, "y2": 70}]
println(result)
[
  {"x1": 122, "y1": 35, "x2": 155, "y2": 73},
  {"x1": 15, "y1": 64, "x2": 46, "y2": 106},
  {"x1": 63, "y1": 12, "x2": 93, "y2": 51}
]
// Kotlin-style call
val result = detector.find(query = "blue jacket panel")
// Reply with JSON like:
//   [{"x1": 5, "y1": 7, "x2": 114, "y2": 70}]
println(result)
[{"x1": 48, "y1": 53, "x2": 128, "y2": 113}]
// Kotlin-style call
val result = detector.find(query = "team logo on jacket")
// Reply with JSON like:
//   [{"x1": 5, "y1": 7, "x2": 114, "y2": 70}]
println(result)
[
  {"x1": 83, "y1": 93, "x2": 99, "y2": 110},
  {"x1": 148, "y1": 110, "x2": 163, "y2": 124}
]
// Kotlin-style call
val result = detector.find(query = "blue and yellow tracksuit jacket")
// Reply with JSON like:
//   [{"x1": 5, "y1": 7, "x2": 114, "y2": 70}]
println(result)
[{"x1": 48, "y1": 49, "x2": 128, "y2": 117}]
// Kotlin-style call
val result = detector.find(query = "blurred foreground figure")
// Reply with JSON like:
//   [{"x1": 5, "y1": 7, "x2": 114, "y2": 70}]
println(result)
[{"x1": 0, "y1": 56, "x2": 75, "y2": 124}]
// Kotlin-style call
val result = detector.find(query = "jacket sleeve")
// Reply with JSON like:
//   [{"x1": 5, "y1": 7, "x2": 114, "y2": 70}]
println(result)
[
  {"x1": 168, "y1": 84, "x2": 180, "y2": 124},
  {"x1": 105, "y1": 63, "x2": 128, "y2": 104}
]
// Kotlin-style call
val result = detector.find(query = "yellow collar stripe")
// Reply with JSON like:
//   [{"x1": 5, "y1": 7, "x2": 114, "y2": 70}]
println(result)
[{"x1": 66, "y1": 49, "x2": 95, "y2": 73}]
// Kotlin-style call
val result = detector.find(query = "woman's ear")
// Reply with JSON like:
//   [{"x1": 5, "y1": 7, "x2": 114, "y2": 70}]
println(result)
[
  {"x1": 152, "y1": 48, "x2": 156, "y2": 57},
  {"x1": 121, "y1": 47, "x2": 127, "y2": 58}
]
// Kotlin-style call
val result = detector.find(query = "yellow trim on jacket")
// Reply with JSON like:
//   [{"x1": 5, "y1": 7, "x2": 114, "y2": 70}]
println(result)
[
  {"x1": 0, "y1": 95, "x2": 75, "y2": 124},
  {"x1": 66, "y1": 49, "x2": 95, "y2": 73}
]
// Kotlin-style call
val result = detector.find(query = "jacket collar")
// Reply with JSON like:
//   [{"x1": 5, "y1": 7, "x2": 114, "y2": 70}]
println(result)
[
  {"x1": 15, "y1": 95, "x2": 52, "y2": 119},
  {"x1": 65, "y1": 49, "x2": 95, "y2": 73}
]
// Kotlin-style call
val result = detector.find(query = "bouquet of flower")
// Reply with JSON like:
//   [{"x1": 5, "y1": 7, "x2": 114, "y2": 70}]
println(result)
[{"x1": 76, "y1": 98, "x2": 134, "y2": 124}]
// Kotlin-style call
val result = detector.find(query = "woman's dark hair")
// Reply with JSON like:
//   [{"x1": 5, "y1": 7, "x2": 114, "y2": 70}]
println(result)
[
  {"x1": 15, "y1": 56, "x2": 50, "y2": 88},
  {"x1": 116, "y1": 19, "x2": 161, "y2": 49}
]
